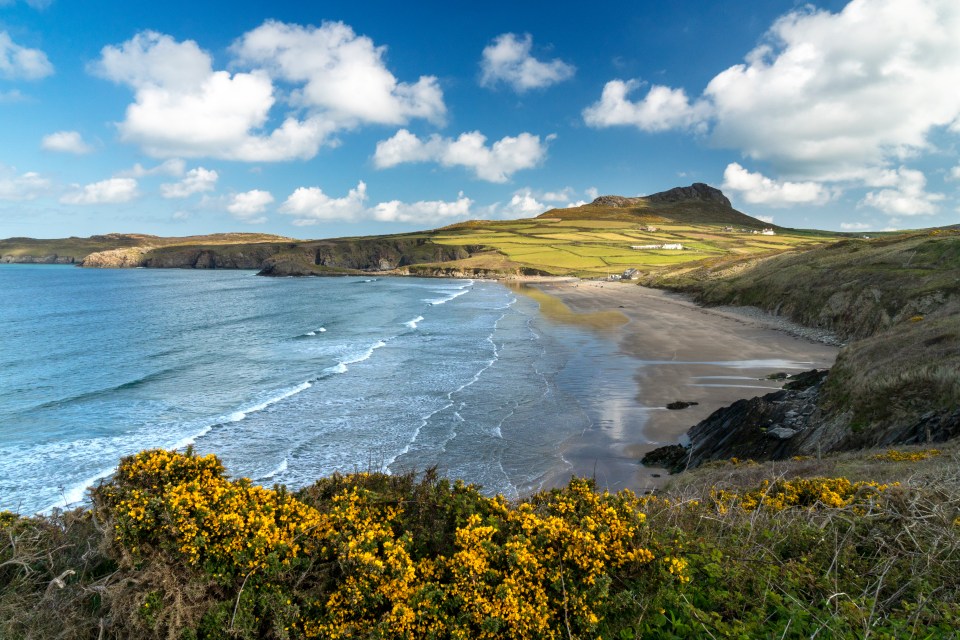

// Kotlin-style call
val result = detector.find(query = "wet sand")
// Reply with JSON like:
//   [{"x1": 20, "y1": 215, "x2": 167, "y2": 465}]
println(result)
[{"x1": 520, "y1": 279, "x2": 839, "y2": 494}]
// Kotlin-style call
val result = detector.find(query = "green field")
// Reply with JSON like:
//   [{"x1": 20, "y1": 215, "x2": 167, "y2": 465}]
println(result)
[{"x1": 432, "y1": 218, "x2": 835, "y2": 277}]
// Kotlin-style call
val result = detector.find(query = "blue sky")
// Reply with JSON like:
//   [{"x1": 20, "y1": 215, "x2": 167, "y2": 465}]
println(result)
[{"x1": 1, "y1": 0, "x2": 958, "y2": 239}]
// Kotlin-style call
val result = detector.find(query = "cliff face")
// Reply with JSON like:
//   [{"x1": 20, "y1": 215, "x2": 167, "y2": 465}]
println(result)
[{"x1": 1, "y1": 254, "x2": 76, "y2": 264}]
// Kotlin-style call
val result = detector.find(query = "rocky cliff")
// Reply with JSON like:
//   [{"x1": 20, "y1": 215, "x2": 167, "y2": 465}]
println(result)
[
  {"x1": 1, "y1": 254, "x2": 76, "y2": 264},
  {"x1": 645, "y1": 230, "x2": 960, "y2": 472}
]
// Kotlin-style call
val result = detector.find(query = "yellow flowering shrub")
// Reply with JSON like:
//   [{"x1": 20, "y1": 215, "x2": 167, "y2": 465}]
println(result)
[
  {"x1": 873, "y1": 448, "x2": 942, "y2": 462},
  {"x1": 94, "y1": 449, "x2": 328, "y2": 576},
  {"x1": 93, "y1": 450, "x2": 665, "y2": 639},
  {"x1": 711, "y1": 476, "x2": 898, "y2": 512}
]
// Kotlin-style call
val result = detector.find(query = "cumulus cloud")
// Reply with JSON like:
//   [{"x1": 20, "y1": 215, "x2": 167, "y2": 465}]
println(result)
[
  {"x1": 41, "y1": 131, "x2": 93, "y2": 154},
  {"x1": 279, "y1": 181, "x2": 474, "y2": 225},
  {"x1": 226, "y1": 189, "x2": 273, "y2": 223},
  {"x1": 0, "y1": 31, "x2": 53, "y2": 80},
  {"x1": 372, "y1": 192, "x2": 472, "y2": 223},
  {"x1": 60, "y1": 178, "x2": 138, "y2": 205},
  {"x1": 93, "y1": 23, "x2": 444, "y2": 162},
  {"x1": 703, "y1": 0, "x2": 960, "y2": 180},
  {"x1": 479, "y1": 33, "x2": 574, "y2": 92},
  {"x1": 160, "y1": 167, "x2": 218, "y2": 198},
  {"x1": 502, "y1": 188, "x2": 547, "y2": 217},
  {"x1": 585, "y1": 0, "x2": 960, "y2": 213},
  {"x1": 840, "y1": 221, "x2": 872, "y2": 230},
  {"x1": 586, "y1": 1, "x2": 960, "y2": 182},
  {"x1": 279, "y1": 181, "x2": 368, "y2": 224},
  {"x1": 859, "y1": 167, "x2": 944, "y2": 215},
  {"x1": 117, "y1": 158, "x2": 186, "y2": 178},
  {"x1": 93, "y1": 31, "x2": 333, "y2": 161},
  {"x1": 373, "y1": 129, "x2": 552, "y2": 182},
  {"x1": 0, "y1": 165, "x2": 51, "y2": 200},
  {"x1": 583, "y1": 80, "x2": 710, "y2": 132},
  {"x1": 722, "y1": 163, "x2": 832, "y2": 206},
  {"x1": 948, "y1": 165, "x2": 960, "y2": 181},
  {"x1": 231, "y1": 20, "x2": 445, "y2": 126}
]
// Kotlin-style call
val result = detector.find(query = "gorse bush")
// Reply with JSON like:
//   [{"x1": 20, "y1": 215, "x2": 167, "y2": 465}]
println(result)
[{"x1": 2, "y1": 448, "x2": 960, "y2": 638}]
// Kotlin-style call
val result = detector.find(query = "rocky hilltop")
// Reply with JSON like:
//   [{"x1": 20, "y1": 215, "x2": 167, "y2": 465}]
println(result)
[{"x1": 591, "y1": 182, "x2": 732, "y2": 209}]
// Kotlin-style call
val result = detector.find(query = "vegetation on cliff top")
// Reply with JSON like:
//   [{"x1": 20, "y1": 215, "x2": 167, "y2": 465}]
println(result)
[{"x1": 2, "y1": 446, "x2": 959, "y2": 638}]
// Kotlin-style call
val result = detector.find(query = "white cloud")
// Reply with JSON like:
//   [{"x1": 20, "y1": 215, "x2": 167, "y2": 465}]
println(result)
[
  {"x1": 92, "y1": 31, "x2": 335, "y2": 161},
  {"x1": 859, "y1": 166, "x2": 944, "y2": 215},
  {"x1": 840, "y1": 221, "x2": 871, "y2": 230},
  {"x1": 60, "y1": 178, "x2": 138, "y2": 205},
  {"x1": 948, "y1": 165, "x2": 960, "y2": 181},
  {"x1": 0, "y1": 31, "x2": 53, "y2": 80},
  {"x1": 755, "y1": 215, "x2": 775, "y2": 224},
  {"x1": 279, "y1": 181, "x2": 367, "y2": 224},
  {"x1": 373, "y1": 192, "x2": 472, "y2": 223},
  {"x1": 585, "y1": 186, "x2": 599, "y2": 200},
  {"x1": 94, "y1": 24, "x2": 446, "y2": 162},
  {"x1": 0, "y1": 89, "x2": 26, "y2": 103},
  {"x1": 704, "y1": 0, "x2": 960, "y2": 179},
  {"x1": 160, "y1": 167, "x2": 218, "y2": 198},
  {"x1": 0, "y1": 165, "x2": 50, "y2": 200},
  {"x1": 722, "y1": 162, "x2": 833, "y2": 206},
  {"x1": 479, "y1": 33, "x2": 574, "y2": 92},
  {"x1": 41, "y1": 131, "x2": 93, "y2": 154},
  {"x1": 227, "y1": 189, "x2": 274, "y2": 223},
  {"x1": 583, "y1": 80, "x2": 710, "y2": 132},
  {"x1": 540, "y1": 187, "x2": 574, "y2": 202},
  {"x1": 117, "y1": 158, "x2": 186, "y2": 178},
  {"x1": 374, "y1": 129, "x2": 552, "y2": 182},
  {"x1": 279, "y1": 181, "x2": 474, "y2": 225},
  {"x1": 231, "y1": 20, "x2": 446, "y2": 127},
  {"x1": 503, "y1": 188, "x2": 547, "y2": 217},
  {"x1": 584, "y1": 0, "x2": 960, "y2": 203}
]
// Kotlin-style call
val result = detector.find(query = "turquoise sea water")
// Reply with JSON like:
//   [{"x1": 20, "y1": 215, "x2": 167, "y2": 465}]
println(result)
[{"x1": 0, "y1": 265, "x2": 641, "y2": 514}]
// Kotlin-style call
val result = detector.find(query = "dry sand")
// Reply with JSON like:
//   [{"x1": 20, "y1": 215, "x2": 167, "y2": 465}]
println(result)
[{"x1": 523, "y1": 279, "x2": 839, "y2": 494}]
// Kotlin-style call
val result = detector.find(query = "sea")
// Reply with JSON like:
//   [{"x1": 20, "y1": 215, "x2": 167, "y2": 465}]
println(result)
[{"x1": 0, "y1": 265, "x2": 643, "y2": 515}]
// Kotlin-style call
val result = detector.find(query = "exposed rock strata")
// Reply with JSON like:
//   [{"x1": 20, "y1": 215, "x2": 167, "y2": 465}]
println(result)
[
  {"x1": 644, "y1": 369, "x2": 960, "y2": 473},
  {"x1": 1, "y1": 254, "x2": 76, "y2": 264}
]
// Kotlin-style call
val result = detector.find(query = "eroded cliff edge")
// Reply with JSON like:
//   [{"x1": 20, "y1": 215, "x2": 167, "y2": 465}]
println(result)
[{"x1": 644, "y1": 231, "x2": 960, "y2": 471}]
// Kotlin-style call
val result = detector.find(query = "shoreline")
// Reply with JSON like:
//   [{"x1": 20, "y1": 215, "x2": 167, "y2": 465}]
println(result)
[{"x1": 519, "y1": 279, "x2": 839, "y2": 494}]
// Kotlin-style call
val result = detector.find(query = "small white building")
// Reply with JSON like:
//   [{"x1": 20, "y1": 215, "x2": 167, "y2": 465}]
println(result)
[
  {"x1": 761, "y1": 228, "x2": 776, "y2": 236},
  {"x1": 631, "y1": 243, "x2": 684, "y2": 250}
]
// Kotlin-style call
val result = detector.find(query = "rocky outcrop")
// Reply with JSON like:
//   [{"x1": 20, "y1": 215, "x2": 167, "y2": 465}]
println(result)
[
  {"x1": 259, "y1": 239, "x2": 486, "y2": 276},
  {"x1": 590, "y1": 183, "x2": 732, "y2": 209},
  {"x1": 644, "y1": 368, "x2": 960, "y2": 473},
  {"x1": 80, "y1": 248, "x2": 150, "y2": 268},
  {"x1": 1, "y1": 254, "x2": 76, "y2": 264},
  {"x1": 645, "y1": 183, "x2": 732, "y2": 207}
]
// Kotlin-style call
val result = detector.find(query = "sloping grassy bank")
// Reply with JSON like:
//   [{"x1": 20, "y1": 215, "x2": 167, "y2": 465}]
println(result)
[
  {"x1": 645, "y1": 230, "x2": 960, "y2": 454},
  {"x1": 2, "y1": 447, "x2": 959, "y2": 638}
]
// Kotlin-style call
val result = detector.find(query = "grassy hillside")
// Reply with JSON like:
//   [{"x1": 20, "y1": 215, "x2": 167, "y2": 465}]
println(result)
[
  {"x1": 645, "y1": 228, "x2": 960, "y2": 461},
  {"x1": 2, "y1": 445, "x2": 957, "y2": 638},
  {"x1": 0, "y1": 233, "x2": 293, "y2": 263}
]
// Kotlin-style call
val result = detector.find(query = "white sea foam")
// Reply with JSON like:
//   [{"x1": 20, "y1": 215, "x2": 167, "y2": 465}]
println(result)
[
  {"x1": 305, "y1": 331, "x2": 316, "y2": 336},
  {"x1": 425, "y1": 288, "x2": 470, "y2": 305},
  {"x1": 318, "y1": 327, "x2": 326, "y2": 332},
  {"x1": 343, "y1": 340, "x2": 387, "y2": 365},
  {"x1": 50, "y1": 467, "x2": 117, "y2": 514},
  {"x1": 404, "y1": 316, "x2": 424, "y2": 329},
  {"x1": 261, "y1": 458, "x2": 288, "y2": 480}
]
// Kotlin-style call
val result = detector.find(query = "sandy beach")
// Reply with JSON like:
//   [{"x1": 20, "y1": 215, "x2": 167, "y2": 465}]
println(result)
[{"x1": 517, "y1": 279, "x2": 839, "y2": 494}]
